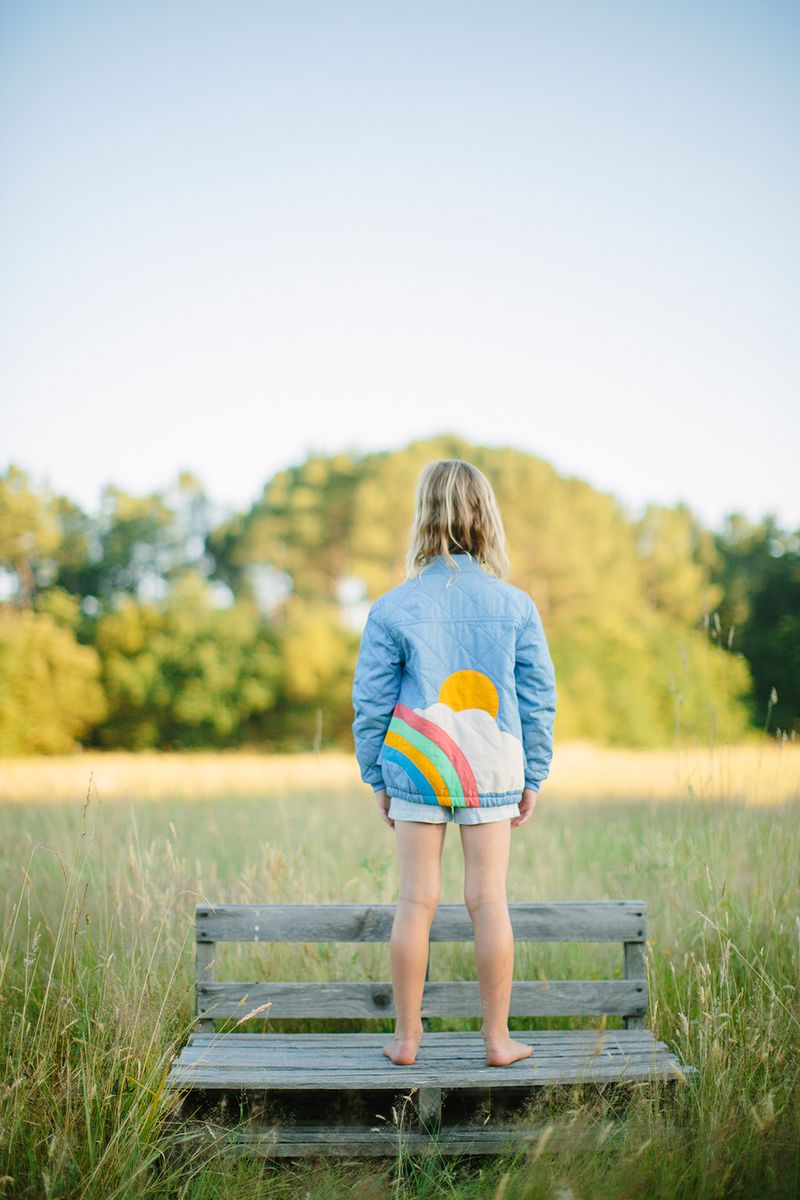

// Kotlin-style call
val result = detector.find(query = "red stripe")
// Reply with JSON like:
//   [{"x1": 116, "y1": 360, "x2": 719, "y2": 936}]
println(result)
[{"x1": 394, "y1": 703, "x2": 480, "y2": 806}]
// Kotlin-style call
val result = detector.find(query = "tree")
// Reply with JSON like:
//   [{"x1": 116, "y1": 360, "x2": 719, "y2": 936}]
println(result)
[
  {"x1": 0, "y1": 466, "x2": 60, "y2": 606},
  {"x1": 0, "y1": 607, "x2": 106, "y2": 753},
  {"x1": 267, "y1": 599, "x2": 361, "y2": 748},
  {"x1": 636, "y1": 504, "x2": 721, "y2": 624},
  {"x1": 208, "y1": 437, "x2": 754, "y2": 749},
  {"x1": 713, "y1": 517, "x2": 800, "y2": 732},
  {"x1": 94, "y1": 573, "x2": 280, "y2": 749}
]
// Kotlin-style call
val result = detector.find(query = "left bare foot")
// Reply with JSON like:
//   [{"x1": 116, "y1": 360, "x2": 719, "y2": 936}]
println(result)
[
  {"x1": 484, "y1": 1036, "x2": 533, "y2": 1066},
  {"x1": 383, "y1": 1030, "x2": 422, "y2": 1065}
]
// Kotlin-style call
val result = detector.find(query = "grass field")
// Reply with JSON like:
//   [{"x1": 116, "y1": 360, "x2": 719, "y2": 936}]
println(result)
[{"x1": 1, "y1": 744, "x2": 799, "y2": 1199}]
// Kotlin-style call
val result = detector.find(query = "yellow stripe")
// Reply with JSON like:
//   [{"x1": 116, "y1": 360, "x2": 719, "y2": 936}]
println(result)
[{"x1": 384, "y1": 730, "x2": 452, "y2": 806}]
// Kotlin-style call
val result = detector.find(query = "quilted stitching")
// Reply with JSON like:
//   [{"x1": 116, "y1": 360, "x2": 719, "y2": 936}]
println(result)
[{"x1": 352, "y1": 556, "x2": 556, "y2": 805}]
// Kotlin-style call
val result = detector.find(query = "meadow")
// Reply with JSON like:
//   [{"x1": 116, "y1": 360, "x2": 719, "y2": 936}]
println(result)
[{"x1": 1, "y1": 742, "x2": 798, "y2": 1199}]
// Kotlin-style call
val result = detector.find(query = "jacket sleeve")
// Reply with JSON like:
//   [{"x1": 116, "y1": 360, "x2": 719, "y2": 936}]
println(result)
[
  {"x1": 352, "y1": 606, "x2": 404, "y2": 790},
  {"x1": 514, "y1": 602, "x2": 557, "y2": 789}
]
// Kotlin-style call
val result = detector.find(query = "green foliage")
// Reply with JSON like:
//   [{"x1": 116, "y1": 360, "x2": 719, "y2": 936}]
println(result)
[
  {"x1": 0, "y1": 465, "x2": 60, "y2": 604},
  {"x1": 637, "y1": 503, "x2": 721, "y2": 623},
  {"x1": 210, "y1": 452, "x2": 363, "y2": 602},
  {"x1": 95, "y1": 573, "x2": 280, "y2": 749},
  {"x1": 62, "y1": 478, "x2": 212, "y2": 605},
  {"x1": 217, "y1": 437, "x2": 755, "y2": 749},
  {"x1": 713, "y1": 516, "x2": 800, "y2": 733},
  {"x1": 266, "y1": 599, "x2": 362, "y2": 748},
  {"x1": 0, "y1": 608, "x2": 106, "y2": 753},
  {"x1": 4, "y1": 441, "x2": 797, "y2": 752}
]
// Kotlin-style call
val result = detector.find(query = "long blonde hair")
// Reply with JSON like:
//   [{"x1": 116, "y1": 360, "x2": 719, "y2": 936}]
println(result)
[{"x1": 405, "y1": 460, "x2": 509, "y2": 579}]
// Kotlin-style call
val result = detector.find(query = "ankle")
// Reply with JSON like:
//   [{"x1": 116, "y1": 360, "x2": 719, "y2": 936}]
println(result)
[
  {"x1": 482, "y1": 1027, "x2": 510, "y2": 1046},
  {"x1": 394, "y1": 1022, "x2": 424, "y2": 1041}
]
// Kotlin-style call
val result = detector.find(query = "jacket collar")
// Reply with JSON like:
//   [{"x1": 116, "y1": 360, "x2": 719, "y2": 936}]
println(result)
[{"x1": 419, "y1": 554, "x2": 486, "y2": 575}]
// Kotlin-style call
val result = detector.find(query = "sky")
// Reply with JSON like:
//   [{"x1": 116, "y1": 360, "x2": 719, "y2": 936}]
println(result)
[{"x1": 1, "y1": 0, "x2": 798, "y2": 531}]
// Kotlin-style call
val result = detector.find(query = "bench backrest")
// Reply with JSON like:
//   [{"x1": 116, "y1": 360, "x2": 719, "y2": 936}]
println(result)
[{"x1": 194, "y1": 901, "x2": 647, "y2": 1033}]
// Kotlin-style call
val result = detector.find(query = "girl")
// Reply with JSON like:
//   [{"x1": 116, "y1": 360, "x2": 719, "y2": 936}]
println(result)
[{"x1": 352, "y1": 460, "x2": 556, "y2": 1067}]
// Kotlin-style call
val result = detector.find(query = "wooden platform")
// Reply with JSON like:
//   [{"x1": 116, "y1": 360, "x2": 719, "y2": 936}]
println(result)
[
  {"x1": 165, "y1": 901, "x2": 695, "y2": 1156},
  {"x1": 168, "y1": 1028, "x2": 688, "y2": 1091}
]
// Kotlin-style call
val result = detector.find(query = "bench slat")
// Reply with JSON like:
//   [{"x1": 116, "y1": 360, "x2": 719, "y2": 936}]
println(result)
[
  {"x1": 187, "y1": 1028, "x2": 664, "y2": 1048},
  {"x1": 196, "y1": 901, "x2": 646, "y2": 945},
  {"x1": 197, "y1": 978, "x2": 646, "y2": 1019},
  {"x1": 179, "y1": 1125, "x2": 557, "y2": 1158},
  {"x1": 170, "y1": 1029, "x2": 690, "y2": 1093},
  {"x1": 167, "y1": 1029, "x2": 682, "y2": 1089},
  {"x1": 176, "y1": 1043, "x2": 665, "y2": 1068}
]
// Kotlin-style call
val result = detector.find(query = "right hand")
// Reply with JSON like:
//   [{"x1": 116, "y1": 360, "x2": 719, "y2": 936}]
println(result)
[{"x1": 511, "y1": 787, "x2": 538, "y2": 829}]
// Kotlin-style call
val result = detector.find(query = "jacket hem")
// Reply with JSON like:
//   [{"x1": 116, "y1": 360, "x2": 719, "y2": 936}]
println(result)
[{"x1": 385, "y1": 785, "x2": 524, "y2": 807}]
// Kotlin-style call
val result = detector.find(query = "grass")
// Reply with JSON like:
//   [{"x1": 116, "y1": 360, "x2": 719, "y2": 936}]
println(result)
[
  {"x1": 1, "y1": 745, "x2": 799, "y2": 1198},
  {"x1": 1, "y1": 739, "x2": 798, "y2": 805}
]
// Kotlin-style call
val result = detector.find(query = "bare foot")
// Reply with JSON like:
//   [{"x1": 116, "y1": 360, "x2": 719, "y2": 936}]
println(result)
[
  {"x1": 484, "y1": 1036, "x2": 533, "y2": 1067},
  {"x1": 383, "y1": 1032, "x2": 422, "y2": 1065}
]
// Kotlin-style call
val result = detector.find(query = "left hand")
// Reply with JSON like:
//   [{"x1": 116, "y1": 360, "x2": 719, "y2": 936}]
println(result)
[{"x1": 374, "y1": 788, "x2": 395, "y2": 828}]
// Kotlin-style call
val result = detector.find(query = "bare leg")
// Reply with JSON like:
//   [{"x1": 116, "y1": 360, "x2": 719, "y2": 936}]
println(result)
[
  {"x1": 461, "y1": 821, "x2": 533, "y2": 1066},
  {"x1": 383, "y1": 819, "x2": 446, "y2": 1065}
]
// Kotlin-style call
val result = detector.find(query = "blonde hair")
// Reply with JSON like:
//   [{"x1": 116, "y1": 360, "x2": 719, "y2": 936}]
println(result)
[{"x1": 406, "y1": 460, "x2": 509, "y2": 579}]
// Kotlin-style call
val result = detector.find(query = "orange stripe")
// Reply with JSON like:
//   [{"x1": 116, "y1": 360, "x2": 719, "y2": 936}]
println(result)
[{"x1": 384, "y1": 730, "x2": 452, "y2": 806}]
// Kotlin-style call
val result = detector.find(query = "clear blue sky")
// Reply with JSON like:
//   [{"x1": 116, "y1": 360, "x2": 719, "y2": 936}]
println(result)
[{"x1": 1, "y1": 0, "x2": 798, "y2": 529}]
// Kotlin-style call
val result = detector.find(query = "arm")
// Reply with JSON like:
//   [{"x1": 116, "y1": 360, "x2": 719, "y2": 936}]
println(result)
[
  {"x1": 514, "y1": 602, "x2": 557, "y2": 790},
  {"x1": 352, "y1": 606, "x2": 404, "y2": 792}
]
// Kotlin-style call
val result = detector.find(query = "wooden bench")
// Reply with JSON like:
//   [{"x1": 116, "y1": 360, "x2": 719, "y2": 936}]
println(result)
[{"x1": 166, "y1": 900, "x2": 691, "y2": 1156}]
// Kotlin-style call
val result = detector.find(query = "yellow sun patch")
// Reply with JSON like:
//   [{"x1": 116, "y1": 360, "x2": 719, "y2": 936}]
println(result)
[{"x1": 438, "y1": 671, "x2": 499, "y2": 718}]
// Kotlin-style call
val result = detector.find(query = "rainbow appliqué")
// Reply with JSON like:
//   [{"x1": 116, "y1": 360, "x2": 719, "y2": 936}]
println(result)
[{"x1": 382, "y1": 703, "x2": 479, "y2": 807}]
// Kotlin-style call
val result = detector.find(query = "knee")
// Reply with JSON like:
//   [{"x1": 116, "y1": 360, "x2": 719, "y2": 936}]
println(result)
[
  {"x1": 397, "y1": 886, "x2": 440, "y2": 921},
  {"x1": 464, "y1": 882, "x2": 506, "y2": 922}
]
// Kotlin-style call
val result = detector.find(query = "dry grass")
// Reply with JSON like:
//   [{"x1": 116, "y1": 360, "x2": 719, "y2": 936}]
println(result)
[
  {"x1": 1, "y1": 739, "x2": 798, "y2": 805},
  {"x1": 1, "y1": 746, "x2": 799, "y2": 1199}
]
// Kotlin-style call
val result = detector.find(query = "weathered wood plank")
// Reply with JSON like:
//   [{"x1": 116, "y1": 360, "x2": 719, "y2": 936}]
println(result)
[
  {"x1": 166, "y1": 1056, "x2": 684, "y2": 1089},
  {"x1": 623, "y1": 939, "x2": 648, "y2": 1030},
  {"x1": 170, "y1": 1055, "x2": 679, "y2": 1085},
  {"x1": 170, "y1": 1038, "x2": 673, "y2": 1069},
  {"x1": 174, "y1": 1122, "x2": 597, "y2": 1158},
  {"x1": 195, "y1": 941, "x2": 216, "y2": 1034},
  {"x1": 176, "y1": 1029, "x2": 667, "y2": 1057},
  {"x1": 195, "y1": 901, "x2": 647, "y2": 945},
  {"x1": 173, "y1": 1043, "x2": 668, "y2": 1069},
  {"x1": 417, "y1": 1085, "x2": 442, "y2": 1127},
  {"x1": 186, "y1": 1029, "x2": 664, "y2": 1047},
  {"x1": 165, "y1": 1026, "x2": 689, "y2": 1093},
  {"x1": 196, "y1": 978, "x2": 647, "y2": 1019}
]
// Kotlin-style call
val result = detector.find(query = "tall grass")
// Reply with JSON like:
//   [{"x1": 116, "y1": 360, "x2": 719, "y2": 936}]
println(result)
[
  {"x1": 1, "y1": 755, "x2": 799, "y2": 1198},
  {"x1": 1, "y1": 740, "x2": 797, "y2": 805}
]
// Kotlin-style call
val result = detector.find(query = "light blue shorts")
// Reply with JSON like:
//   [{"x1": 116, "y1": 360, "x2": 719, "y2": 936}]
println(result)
[{"x1": 388, "y1": 796, "x2": 519, "y2": 825}]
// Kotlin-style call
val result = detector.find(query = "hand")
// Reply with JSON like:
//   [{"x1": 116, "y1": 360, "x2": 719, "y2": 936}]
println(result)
[
  {"x1": 511, "y1": 787, "x2": 538, "y2": 829},
  {"x1": 374, "y1": 788, "x2": 395, "y2": 828}
]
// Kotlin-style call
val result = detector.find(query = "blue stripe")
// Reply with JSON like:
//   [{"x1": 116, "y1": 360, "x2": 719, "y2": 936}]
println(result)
[{"x1": 381, "y1": 745, "x2": 442, "y2": 806}]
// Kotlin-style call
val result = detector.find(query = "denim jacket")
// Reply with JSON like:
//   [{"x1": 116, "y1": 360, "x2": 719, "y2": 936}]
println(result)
[{"x1": 352, "y1": 555, "x2": 556, "y2": 808}]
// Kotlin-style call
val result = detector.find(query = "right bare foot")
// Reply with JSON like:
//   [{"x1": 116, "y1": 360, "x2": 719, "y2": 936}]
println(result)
[
  {"x1": 484, "y1": 1035, "x2": 534, "y2": 1067},
  {"x1": 382, "y1": 1033, "x2": 422, "y2": 1065}
]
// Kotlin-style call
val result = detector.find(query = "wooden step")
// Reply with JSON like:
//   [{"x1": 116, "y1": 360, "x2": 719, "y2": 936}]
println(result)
[
  {"x1": 166, "y1": 1029, "x2": 692, "y2": 1092},
  {"x1": 172, "y1": 1121, "x2": 599, "y2": 1158}
]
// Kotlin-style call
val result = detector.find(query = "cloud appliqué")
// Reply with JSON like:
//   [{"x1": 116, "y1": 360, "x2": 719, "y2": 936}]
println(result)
[{"x1": 415, "y1": 702, "x2": 524, "y2": 794}]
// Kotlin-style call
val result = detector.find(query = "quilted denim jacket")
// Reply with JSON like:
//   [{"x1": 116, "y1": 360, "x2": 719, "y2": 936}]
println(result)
[{"x1": 352, "y1": 555, "x2": 556, "y2": 808}]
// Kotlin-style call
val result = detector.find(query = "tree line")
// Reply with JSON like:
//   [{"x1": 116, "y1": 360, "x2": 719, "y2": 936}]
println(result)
[{"x1": 1, "y1": 437, "x2": 797, "y2": 755}]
